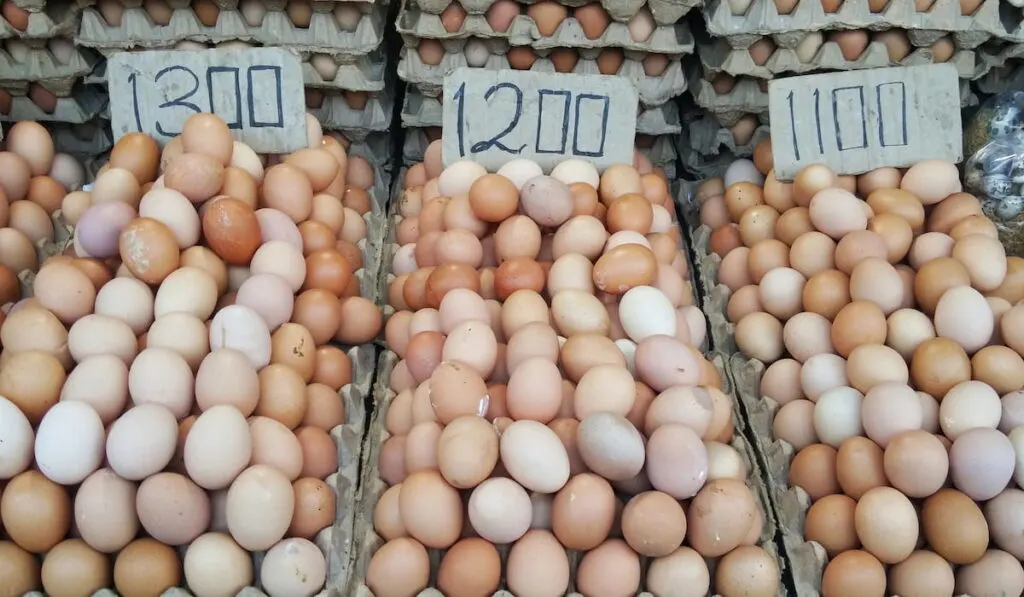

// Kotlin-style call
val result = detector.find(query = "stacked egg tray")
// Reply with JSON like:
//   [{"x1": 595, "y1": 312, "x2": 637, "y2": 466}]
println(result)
[
  {"x1": 340, "y1": 172, "x2": 796, "y2": 596},
  {"x1": 0, "y1": 0, "x2": 105, "y2": 122},
  {"x1": 73, "y1": 0, "x2": 393, "y2": 137},
  {"x1": 394, "y1": 0, "x2": 697, "y2": 151}
]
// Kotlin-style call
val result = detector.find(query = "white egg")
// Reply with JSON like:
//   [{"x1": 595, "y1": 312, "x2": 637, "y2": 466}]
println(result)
[
  {"x1": 0, "y1": 396, "x2": 34, "y2": 479},
  {"x1": 724, "y1": 158, "x2": 765, "y2": 188},
  {"x1": 35, "y1": 401, "x2": 105, "y2": 485},
  {"x1": 618, "y1": 285, "x2": 676, "y2": 343},
  {"x1": 813, "y1": 386, "x2": 864, "y2": 448},
  {"x1": 209, "y1": 305, "x2": 272, "y2": 369},
  {"x1": 497, "y1": 158, "x2": 544, "y2": 190},
  {"x1": 106, "y1": 403, "x2": 178, "y2": 481},
  {"x1": 614, "y1": 338, "x2": 638, "y2": 375},
  {"x1": 1009, "y1": 427, "x2": 1024, "y2": 488},
  {"x1": 550, "y1": 158, "x2": 600, "y2": 187}
]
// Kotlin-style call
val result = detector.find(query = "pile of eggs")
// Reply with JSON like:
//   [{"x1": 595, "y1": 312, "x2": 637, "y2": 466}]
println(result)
[
  {"x1": 726, "y1": 0, "x2": 984, "y2": 15},
  {"x1": 93, "y1": 0, "x2": 370, "y2": 32},
  {"x1": 699, "y1": 139, "x2": 1024, "y2": 597},
  {"x1": 0, "y1": 113, "x2": 382, "y2": 596},
  {"x1": 363, "y1": 141, "x2": 781, "y2": 597}
]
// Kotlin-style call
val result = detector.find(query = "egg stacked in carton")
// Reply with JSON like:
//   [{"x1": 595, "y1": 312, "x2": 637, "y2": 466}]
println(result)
[
  {"x1": 0, "y1": 0, "x2": 105, "y2": 162},
  {"x1": 394, "y1": 0, "x2": 701, "y2": 177},
  {"x1": 680, "y1": 0, "x2": 992, "y2": 179},
  {"x1": 72, "y1": 0, "x2": 392, "y2": 144}
]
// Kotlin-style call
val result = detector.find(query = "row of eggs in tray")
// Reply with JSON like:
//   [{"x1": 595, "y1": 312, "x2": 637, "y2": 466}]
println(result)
[{"x1": 728, "y1": 0, "x2": 990, "y2": 14}]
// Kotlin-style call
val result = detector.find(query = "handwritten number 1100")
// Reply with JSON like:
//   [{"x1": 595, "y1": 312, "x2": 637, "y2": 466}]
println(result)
[
  {"x1": 452, "y1": 81, "x2": 611, "y2": 159},
  {"x1": 785, "y1": 81, "x2": 909, "y2": 160}
]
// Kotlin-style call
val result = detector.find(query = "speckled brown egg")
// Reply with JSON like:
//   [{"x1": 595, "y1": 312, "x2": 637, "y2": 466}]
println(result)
[{"x1": 119, "y1": 218, "x2": 180, "y2": 284}]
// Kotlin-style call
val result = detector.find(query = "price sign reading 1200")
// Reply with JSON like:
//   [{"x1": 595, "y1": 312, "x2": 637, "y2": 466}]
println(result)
[
  {"x1": 441, "y1": 68, "x2": 638, "y2": 172},
  {"x1": 767, "y1": 63, "x2": 963, "y2": 181},
  {"x1": 107, "y1": 48, "x2": 308, "y2": 154}
]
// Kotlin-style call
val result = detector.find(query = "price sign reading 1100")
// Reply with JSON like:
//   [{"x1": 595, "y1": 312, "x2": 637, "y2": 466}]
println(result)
[{"x1": 767, "y1": 64, "x2": 963, "y2": 180}]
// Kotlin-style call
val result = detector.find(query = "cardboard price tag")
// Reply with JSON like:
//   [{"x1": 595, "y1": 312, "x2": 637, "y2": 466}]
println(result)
[
  {"x1": 442, "y1": 67, "x2": 638, "y2": 172},
  {"x1": 108, "y1": 48, "x2": 307, "y2": 153},
  {"x1": 768, "y1": 63, "x2": 963, "y2": 181}
]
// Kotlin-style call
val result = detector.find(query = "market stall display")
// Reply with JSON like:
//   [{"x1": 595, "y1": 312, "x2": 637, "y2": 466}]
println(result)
[
  {"x1": 0, "y1": 112, "x2": 382, "y2": 596},
  {"x1": 0, "y1": 0, "x2": 104, "y2": 123},
  {"x1": 394, "y1": 0, "x2": 693, "y2": 175},
  {"x1": 688, "y1": 137, "x2": 1024, "y2": 596}
]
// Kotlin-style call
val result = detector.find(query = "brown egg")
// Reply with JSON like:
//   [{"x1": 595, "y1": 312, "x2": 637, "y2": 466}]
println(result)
[
  {"x1": 288, "y1": 477, "x2": 336, "y2": 539},
  {"x1": 914, "y1": 257, "x2": 970, "y2": 314},
  {"x1": 822, "y1": 550, "x2": 886, "y2": 597},
  {"x1": 201, "y1": 197, "x2": 262, "y2": 265},
  {"x1": 110, "y1": 133, "x2": 161, "y2": 184},
  {"x1": 709, "y1": 225, "x2": 743, "y2": 257},
  {"x1": 836, "y1": 436, "x2": 888, "y2": 499},
  {"x1": 163, "y1": 153, "x2": 225, "y2": 204},
  {"x1": 256, "y1": 364, "x2": 308, "y2": 429},
  {"x1": 549, "y1": 48, "x2": 579, "y2": 73},
  {"x1": 506, "y1": 46, "x2": 537, "y2": 69},
  {"x1": 335, "y1": 297, "x2": 383, "y2": 345},
  {"x1": 468, "y1": 174, "x2": 519, "y2": 222},
  {"x1": 793, "y1": 164, "x2": 837, "y2": 206},
  {"x1": 606, "y1": 193, "x2": 653, "y2": 234},
  {"x1": 830, "y1": 30, "x2": 869, "y2": 61},
  {"x1": 427, "y1": 263, "x2": 482, "y2": 306},
  {"x1": 0, "y1": 541, "x2": 41, "y2": 594},
  {"x1": 528, "y1": 1, "x2": 568, "y2": 36},
  {"x1": 295, "y1": 426, "x2": 338, "y2": 478},
  {"x1": 551, "y1": 473, "x2": 616, "y2": 550},
  {"x1": 789, "y1": 444, "x2": 840, "y2": 501},
  {"x1": 119, "y1": 217, "x2": 180, "y2": 284},
  {"x1": 831, "y1": 300, "x2": 886, "y2": 357},
  {"x1": 113, "y1": 539, "x2": 181, "y2": 597},
  {"x1": 437, "y1": 538, "x2": 501, "y2": 597},
  {"x1": 262, "y1": 164, "x2": 314, "y2": 223},
  {"x1": 725, "y1": 182, "x2": 765, "y2": 222},
  {"x1": 595, "y1": 47, "x2": 624, "y2": 75},
  {"x1": 1, "y1": 470, "x2": 71, "y2": 553},
  {"x1": 593, "y1": 244, "x2": 657, "y2": 294},
  {"x1": 41, "y1": 539, "x2": 111, "y2": 597},
  {"x1": 620, "y1": 491, "x2": 686, "y2": 557},
  {"x1": 26, "y1": 176, "x2": 66, "y2": 213},
  {"x1": 805, "y1": 494, "x2": 860, "y2": 557},
  {"x1": 495, "y1": 258, "x2": 545, "y2": 299},
  {"x1": 749, "y1": 37, "x2": 776, "y2": 65},
  {"x1": 972, "y1": 345, "x2": 1024, "y2": 395},
  {"x1": 922, "y1": 489, "x2": 989, "y2": 564},
  {"x1": 911, "y1": 338, "x2": 971, "y2": 398},
  {"x1": 303, "y1": 249, "x2": 352, "y2": 296}
]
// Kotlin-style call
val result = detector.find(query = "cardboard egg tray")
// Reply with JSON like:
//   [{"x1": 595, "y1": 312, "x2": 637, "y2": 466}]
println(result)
[
  {"x1": 410, "y1": 0, "x2": 699, "y2": 27},
  {"x1": 0, "y1": 81, "x2": 105, "y2": 122},
  {"x1": 307, "y1": 86, "x2": 394, "y2": 140},
  {"x1": 697, "y1": 36, "x2": 981, "y2": 80},
  {"x1": 0, "y1": 44, "x2": 100, "y2": 94},
  {"x1": 976, "y1": 41, "x2": 1024, "y2": 77},
  {"x1": 681, "y1": 112, "x2": 769, "y2": 159},
  {"x1": 703, "y1": 0, "x2": 999, "y2": 50},
  {"x1": 47, "y1": 118, "x2": 113, "y2": 155},
  {"x1": 0, "y1": 0, "x2": 79, "y2": 40},
  {"x1": 75, "y1": 0, "x2": 387, "y2": 58},
  {"x1": 344, "y1": 132, "x2": 396, "y2": 212},
  {"x1": 396, "y1": 0, "x2": 694, "y2": 55},
  {"x1": 303, "y1": 46, "x2": 387, "y2": 92},
  {"x1": 397, "y1": 47, "x2": 689, "y2": 108},
  {"x1": 79, "y1": 344, "x2": 376, "y2": 597},
  {"x1": 399, "y1": 86, "x2": 682, "y2": 135},
  {"x1": 974, "y1": 60, "x2": 1024, "y2": 95}
]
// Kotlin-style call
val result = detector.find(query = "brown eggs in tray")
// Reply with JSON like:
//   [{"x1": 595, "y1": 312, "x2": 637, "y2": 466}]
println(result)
[
  {"x1": 349, "y1": 140, "x2": 784, "y2": 597},
  {"x1": 693, "y1": 138, "x2": 1024, "y2": 597},
  {"x1": 0, "y1": 112, "x2": 382, "y2": 596}
]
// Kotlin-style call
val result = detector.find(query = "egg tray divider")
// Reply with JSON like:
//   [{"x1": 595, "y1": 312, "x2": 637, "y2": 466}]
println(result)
[
  {"x1": 411, "y1": 0, "x2": 699, "y2": 27},
  {"x1": 973, "y1": 61, "x2": 1024, "y2": 95},
  {"x1": 698, "y1": 35, "x2": 981, "y2": 81},
  {"x1": 307, "y1": 86, "x2": 395, "y2": 140},
  {"x1": 349, "y1": 350, "x2": 787, "y2": 595},
  {"x1": 678, "y1": 112, "x2": 771, "y2": 159},
  {"x1": 395, "y1": 0, "x2": 694, "y2": 55},
  {"x1": 0, "y1": 0, "x2": 80, "y2": 40},
  {"x1": 0, "y1": 45, "x2": 102, "y2": 95},
  {"x1": 0, "y1": 81, "x2": 106, "y2": 122},
  {"x1": 74, "y1": 0, "x2": 387, "y2": 58},
  {"x1": 44, "y1": 117, "x2": 114, "y2": 156},
  {"x1": 703, "y1": 0, "x2": 1001, "y2": 50},
  {"x1": 398, "y1": 86, "x2": 683, "y2": 136},
  {"x1": 396, "y1": 47, "x2": 690, "y2": 107},
  {"x1": 302, "y1": 46, "x2": 389, "y2": 92}
]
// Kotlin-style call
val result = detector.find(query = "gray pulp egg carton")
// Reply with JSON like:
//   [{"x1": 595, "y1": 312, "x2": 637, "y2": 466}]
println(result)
[
  {"x1": 0, "y1": 43, "x2": 101, "y2": 94},
  {"x1": 697, "y1": 36, "x2": 980, "y2": 80},
  {"x1": 75, "y1": 0, "x2": 386, "y2": 57},
  {"x1": 397, "y1": 45, "x2": 689, "y2": 107},
  {"x1": 682, "y1": 113, "x2": 770, "y2": 158},
  {"x1": 703, "y1": 0, "x2": 999, "y2": 50},
  {"x1": 399, "y1": 86, "x2": 682, "y2": 135},
  {"x1": 303, "y1": 46, "x2": 388, "y2": 92},
  {"x1": 412, "y1": 0, "x2": 699, "y2": 26},
  {"x1": 308, "y1": 87, "x2": 394, "y2": 140},
  {"x1": 68, "y1": 344, "x2": 376, "y2": 597},
  {"x1": 976, "y1": 41, "x2": 1024, "y2": 77},
  {"x1": 47, "y1": 118, "x2": 113, "y2": 155},
  {"x1": 0, "y1": 82, "x2": 106, "y2": 122},
  {"x1": 0, "y1": 0, "x2": 80, "y2": 40},
  {"x1": 974, "y1": 61, "x2": 1024, "y2": 95},
  {"x1": 396, "y1": 0, "x2": 694, "y2": 55}
]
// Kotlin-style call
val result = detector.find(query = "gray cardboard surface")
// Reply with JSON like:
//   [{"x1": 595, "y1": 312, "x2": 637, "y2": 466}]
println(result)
[
  {"x1": 767, "y1": 64, "x2": 964, "y2": 180},
  {"x1": 398, "y1": 48, "x2": 689, "y2": 107},
  {"x1": 0, "y1": 44, "x2": 100, "y2": 94},
  {"x1": 704, "y1": 0, "x2": 998, "y2": 49},
  {"x1": 0, "y1": 83, "x2": 106, "y2": 122},
  {"x1": 698, "y1": 36, "x2": 980, "y2": 80},
  {"x1": 303, "y1": 46, "x2": 387, "y2": 91},
  {"x1": 106, "y1": 48, "x2": 307, "y2": 153},
  {"x1": 75, "y1": 1, "x2": 386, "y2": 57},
  {"x1": 309, "y1": 86, "x2": 394, "y2": 138},
  {"x1": 397, "y1": 0, "x2": 694, "y2": 54},
  {"x1": 48, "y1": 118, "x2": 113, "y2": 154},
  {"x1": 684, "y1": 113, "x2": 771, "y2": 157},
  {"x1": 439, "y1": 67, "x2": 637, "y2": 172},
  {"x1": 410, "y1": 0, "x2": 700, "y2": 25},
  {"x1": 0, "y1": 0, "x2": 80, "y2": 40},
  {"x1": 400, "y1": 84, "x2": 680, "y2": 136}
]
